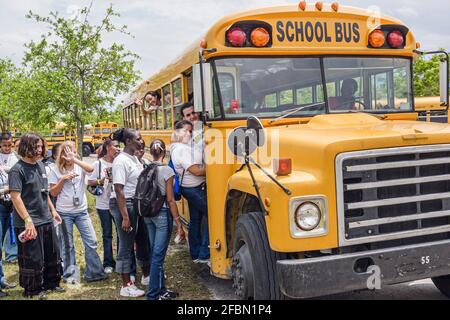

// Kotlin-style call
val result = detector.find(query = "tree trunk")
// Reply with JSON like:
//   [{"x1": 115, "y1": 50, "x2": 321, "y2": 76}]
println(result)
[{"x1": 76, "y1": 119, "x2": 84, "y2": 159}]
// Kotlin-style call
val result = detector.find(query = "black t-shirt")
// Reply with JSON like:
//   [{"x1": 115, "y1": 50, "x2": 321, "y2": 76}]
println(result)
[{"x1": 8, "y1": 160, "x2": 53, "y2": 228}]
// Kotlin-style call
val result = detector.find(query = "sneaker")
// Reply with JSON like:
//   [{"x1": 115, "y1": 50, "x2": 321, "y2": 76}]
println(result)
[
  {"x1": 1, "y1": 280, "x2": 17, "y2": 289},
  {"x1": 158, "y1": 292, "x2": 174, "y2": 300},
  {"x1": 141, "y1": 276, "x2": 149, "y2": 286},
  {"x1": 162, "y1": 290, "x2": 179, "y2": 299},
  {"x1": 0, "y1": 290, "x2": 8, "y2": 298},
  {"x1": 63, "y1": 277, "x2": 79, "y2": 285},
  {"x1": 104, "y1": 267, "x2": 114, "y2": 274},
  {"x1": 120, "y1": 283, "x2": 145, "y2": 298},
  {"x1": 38, "y1": 292, "x2": 48, "y2": 300}
]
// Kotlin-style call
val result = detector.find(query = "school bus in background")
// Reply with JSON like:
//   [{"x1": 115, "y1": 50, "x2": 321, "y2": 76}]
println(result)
[
  {"x1": 45, "y1": 122, "x2": 95, "y2": 157},
  {"x1": 92, "y1": 121, "x2": 119, "y2": 149},
  {"x1": 123, "y1": 2, "x2": 450, "y2": 299}
]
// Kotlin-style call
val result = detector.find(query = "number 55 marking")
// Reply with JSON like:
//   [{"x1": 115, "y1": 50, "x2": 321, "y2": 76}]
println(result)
[{"x1": 421, "y1": 256, "x2": 430, "y2": 265}]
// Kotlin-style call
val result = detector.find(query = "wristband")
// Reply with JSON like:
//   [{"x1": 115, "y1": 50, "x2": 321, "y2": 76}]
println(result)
[{"x1": 24, "y1": 217, "x2": 33, "y2": 225}]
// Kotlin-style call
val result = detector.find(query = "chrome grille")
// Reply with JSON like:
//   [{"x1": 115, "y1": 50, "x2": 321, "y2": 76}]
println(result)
[{"x1": 336, "y1": 145, "x2": 450, "y2": 247}]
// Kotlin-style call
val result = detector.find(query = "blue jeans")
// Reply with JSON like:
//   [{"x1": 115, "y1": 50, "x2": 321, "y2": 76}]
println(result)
[
  {"x1": 97, "y1": 209, "x2": 116, "y2": 268},
  {"x1": 109, "y1": 198, "x2": 150, "y2": 274},
  {"x1": 0, "y1": 204, "x2": 17, "y2": 262},
  {"x1": 59, "y1": 211, "x2": 106, "y2": 281},
  {"x1": 182, "y1": 186, "x2": 210, "y2": 260},
  {"x1": 144, "y1": 208, "x2": 172, "y2": 300}
]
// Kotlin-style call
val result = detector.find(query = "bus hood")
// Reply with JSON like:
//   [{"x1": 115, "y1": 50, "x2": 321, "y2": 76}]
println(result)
[{"x1": 267, "y1": 113, "x2": 450, "y2": 171}]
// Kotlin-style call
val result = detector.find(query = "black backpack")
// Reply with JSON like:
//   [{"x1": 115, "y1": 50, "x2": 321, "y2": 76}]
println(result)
[{"x1": 133, "y1": 162, "x2": 165, "y2": 218}]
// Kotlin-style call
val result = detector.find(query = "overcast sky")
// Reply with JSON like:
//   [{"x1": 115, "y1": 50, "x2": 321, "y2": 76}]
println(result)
[{"x1": 1, "y1": 0, "x2": 449, "y2": 88}]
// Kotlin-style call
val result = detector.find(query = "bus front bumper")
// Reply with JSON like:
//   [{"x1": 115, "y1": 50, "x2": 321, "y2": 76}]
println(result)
[{"x1": 277, "y1": 239, "x2": 450, "y2": 299}]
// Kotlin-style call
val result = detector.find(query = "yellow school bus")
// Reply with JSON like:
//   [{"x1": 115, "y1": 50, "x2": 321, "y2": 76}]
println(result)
[
  {"x1": 92, "y1": 121, "x2": 119, "y2": 148},
  {"x1": 123, "y1": 2, "x2": 450, "y2": 299},
  {"x1": 45, "y1": 122, "x2": 96, "y2": 157}
]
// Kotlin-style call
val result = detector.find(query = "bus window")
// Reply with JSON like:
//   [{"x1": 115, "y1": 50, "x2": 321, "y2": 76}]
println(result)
[
  {"x1": 163, "y1": 85, "x2": 172, "y2": 129},
  {"x1": 156, "y1": 109, "x2": 163, "y2": 129},
  {"x1": 172, "y1": 79, "x2": 183, "y2": 121},
  {"x1": 371, "y1": 72, "x2": 389, "y2": 110},
  {"x1": 280, "y1": 89, "x2": 293, "y2": 105},
  {"x1": 172, "y1": 79, "x2": 183, "y2": 106},
  {"x1": 323, "y1": 57, "x2": 412, "y2": 112},
  {"x1": 296, "y1": 87, "x2": 313, "y2": 105},
  {"x1": 265, "y1": 93, "x2": 277, "y2": 108},
  {"x1": 215, "y1": 58, "x2": 324, "y2": 117},
  {"x1": 213, "y1": 72, "x2": 235, "y2": 118}
]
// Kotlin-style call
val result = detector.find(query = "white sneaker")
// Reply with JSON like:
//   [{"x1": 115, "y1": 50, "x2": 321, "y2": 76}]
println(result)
[
  {"x1": 104, "y1": 267, "x2": 114, "y2": 274},
  {"x1": 130, "y1": 275, "x2": 136, "y2": 283},
  {"x1": 141, "y1": 276, "x2": 149, "y2": 286},
  {"x1": 120, "y1": 283, "x2": 145, "y2": 298}
]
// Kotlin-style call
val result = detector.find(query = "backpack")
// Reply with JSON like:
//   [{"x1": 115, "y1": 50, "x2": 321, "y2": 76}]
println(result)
[
  {"x1": 133, "y1": 162, "x2": 165, "y2": 218},
  {"x1": 168, "y1": 158, "x2": 184, "y2": 201}
]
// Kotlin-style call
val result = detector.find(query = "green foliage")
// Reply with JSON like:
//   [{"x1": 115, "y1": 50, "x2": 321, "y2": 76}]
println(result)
[
  {"x1": 413, "y1": 52, "x2": 446, "y2": 97},
  {"x1": 23, "y1": 3, "x2": 140, "y2": 156}
]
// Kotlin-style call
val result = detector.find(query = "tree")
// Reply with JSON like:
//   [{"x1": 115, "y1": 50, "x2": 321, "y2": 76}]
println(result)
[
  {"x1": 413, "y1": 51, "x2": 448, "y2": 97},
  {"x1": 24, "y1": 3, "x2": 140, "y2": 157}
]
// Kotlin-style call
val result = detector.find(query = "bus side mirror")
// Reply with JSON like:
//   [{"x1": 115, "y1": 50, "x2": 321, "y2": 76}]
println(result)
[
  {"x1": 440, "y1": 57, "x2": 449, "y2": 107},
  {"x1": 193, "y1": 63, "x2": 213, "y2": 114}
]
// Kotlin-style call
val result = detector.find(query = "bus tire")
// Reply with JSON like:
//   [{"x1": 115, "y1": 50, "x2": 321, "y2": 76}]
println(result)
[
  {"x1": 82, "y1": 145, "x2": 92, "y2": 157},
  {"x1": 231, "y1": 212, "x2": 286, "y2": 300},
  {"x1": 432, "y1": 275, "x2": 450, "y2": 298}
]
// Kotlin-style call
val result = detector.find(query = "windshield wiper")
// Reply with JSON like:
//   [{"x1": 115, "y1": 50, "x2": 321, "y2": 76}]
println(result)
[{"x1": 269, "y1": 102, "x2": 324, "y2": 125}]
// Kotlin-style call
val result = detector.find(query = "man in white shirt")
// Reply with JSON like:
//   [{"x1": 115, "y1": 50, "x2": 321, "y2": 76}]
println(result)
[
  {"x1": 170, "y1": 121, "x2": 210, "y2": 264},
  {"x1": 180, "y1": 102, "x2": 204, "y2": 165}
]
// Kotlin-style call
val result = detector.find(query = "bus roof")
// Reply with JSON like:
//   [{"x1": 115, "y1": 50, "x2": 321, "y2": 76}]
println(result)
[{"x1": 124, "y1": 3, "x2": 417, "y2": 107}]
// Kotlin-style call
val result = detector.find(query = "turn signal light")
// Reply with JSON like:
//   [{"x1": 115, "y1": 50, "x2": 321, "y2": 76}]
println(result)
[
  {"x1": 250, "y1": 28, "x2": 270, "y2": 47},
  {"x1": 274, "y1": 158, "x2": 292, "y2": 176},
  {"x1": 387, "y1": 30, "x2": 404, "y2": 48},
  {"x1": 369, "y1": 30, "x2": 386, "y2": 48},
  {"x1": 227, "y1": 27, "x2": 246, "y2": 47}
]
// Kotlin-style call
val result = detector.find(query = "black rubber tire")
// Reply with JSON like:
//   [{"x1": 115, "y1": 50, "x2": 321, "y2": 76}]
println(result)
[
  {"x1": 432, "y1": 275, "x2": 450, "y2": 298},
  {"x1": 232, "y1": 212, "x2": 286, "y2": 300},
  {"x1": 82, "y1": 145, "x2": 92, "y2": 157}
]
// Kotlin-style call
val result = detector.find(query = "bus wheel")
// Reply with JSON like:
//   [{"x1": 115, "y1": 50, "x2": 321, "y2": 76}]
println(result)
[
  {"x1": 231, "y1": 212, "x2": 285, "y2": 300},
  {"x1": 432, "y1": 275, "x2": 450, "y2": 297},
  {"x1": 82, "y1": 145, "x2": 92, "y2": 157}
]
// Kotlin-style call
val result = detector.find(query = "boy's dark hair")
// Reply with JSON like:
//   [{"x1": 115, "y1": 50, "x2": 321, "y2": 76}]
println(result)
[
  {"x1": 18, "y1": 133, "x2": 47, "y2": 159},
  {"x1": 180, "y1": 102, "x2": 194, "y2": 118},
  {"x1": 112, "y1": 128, "x2": 137, "y2": 146},
  {"x1": 1, "y1": 133, "x2": 12, "y2": 141},
  {"x1": 174, "y1": 120, "x2": 193, "y2": 130},
  {"x1": 145, "y1": 90, "x2": 161, "y2": 101},
  {"x1": 149, "y1": 139, "x2": 166, "y2": 160}
]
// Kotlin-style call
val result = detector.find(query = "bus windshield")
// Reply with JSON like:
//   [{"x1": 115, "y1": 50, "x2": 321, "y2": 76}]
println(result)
[{"x1": 213, "y1": 57, "x2": 413, "y2": 119}]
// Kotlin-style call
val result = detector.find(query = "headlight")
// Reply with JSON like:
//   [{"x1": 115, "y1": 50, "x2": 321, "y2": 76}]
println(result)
[{"x1": 294, "y1": 202, "x2": 322, "y2": 231}]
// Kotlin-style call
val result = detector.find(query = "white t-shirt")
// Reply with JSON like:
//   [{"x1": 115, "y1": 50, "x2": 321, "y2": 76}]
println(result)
[
  {"x1": 48, "y1": 164, "x2": 88, "y2": 213},
  {"x1": 112, "y1": 152, "x2": 144, "y2": 199},
  {"x1": 170, "y1": 143, "x2": 205, "y2": 188},
  {"x1": 0, "y1": 152, "x2": 19, "y2": 182},
  {"x1": 88, "y1": 159, "x2": 113, "y2": 210}
]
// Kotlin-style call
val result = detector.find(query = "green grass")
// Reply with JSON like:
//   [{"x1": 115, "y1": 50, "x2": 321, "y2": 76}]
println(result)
[{"x1": 2, "y1": 193, "x2": 212, "y2": 300}]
